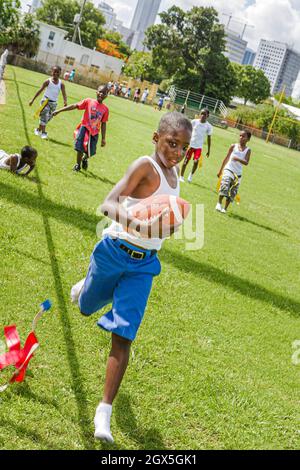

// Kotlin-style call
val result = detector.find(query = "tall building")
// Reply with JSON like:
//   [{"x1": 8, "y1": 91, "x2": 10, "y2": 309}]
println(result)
[
  {"x1": 31, "y1": 0, "x2": 42, "y2": 12},
  {"x1": 242, "y1": 48, "x2": 256, "y2": 66},
  {"x1": 130, "y1": 0, "x2": 161, "y2": 51},
  {"x1": 254, "y1": 39, "x2": 300, "y2": 96},
  {"x1": 98, "y1": 2, "x2": 117, "y2": 30},
  {"x1": 224, "y1": 29, "x2": 248, "y2": 64}
]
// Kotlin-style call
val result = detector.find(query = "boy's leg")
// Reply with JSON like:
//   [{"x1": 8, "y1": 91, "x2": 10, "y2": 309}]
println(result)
[
  {"x1": 103, "y1": 333, "x2": 131, "y2": 405},
  {"x1": 191, "y1": 160, "x2": 198, "y2": 175},
  {"x1": 224, "y1": 198, "x2": 231, "y2": 210},
  {"x1": 181, "y1": 149, "x2": 192, "y2": 177},
  {"x1": 95, "y1": 260, "x2": 159, "y2": 442}
]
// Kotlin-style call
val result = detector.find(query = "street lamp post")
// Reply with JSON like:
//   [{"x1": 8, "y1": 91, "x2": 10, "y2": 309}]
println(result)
[{"x1": 72, "y1": 0, "x2": 87, "y2": 43}]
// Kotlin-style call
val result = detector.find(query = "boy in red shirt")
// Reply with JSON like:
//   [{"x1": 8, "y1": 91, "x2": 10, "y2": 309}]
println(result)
[{"x1": 53, "y1": 85, "x2": 109, "y2": 171}]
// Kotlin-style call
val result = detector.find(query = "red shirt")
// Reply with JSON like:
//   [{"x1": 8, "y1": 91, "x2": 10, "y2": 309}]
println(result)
[{"x1": 77, "y1": 98, "x2": 109, "y2": 136}]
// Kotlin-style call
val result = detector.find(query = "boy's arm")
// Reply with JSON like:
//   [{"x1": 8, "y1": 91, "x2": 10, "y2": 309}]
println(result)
[
  {"x1": 206, "y1": 135, "x2": 212, "y2": 158},
  {"x1": 101, "y1": 122, "x2": 106, "y2": 147},
  {"x1": 52, "y1": 103, "x2": 78, "y2": 117},
  {"x1": 61, "y1": 82, "x2": 68, "y2": 107},
  {"x1": 21, "y1": 164, "x2": 35, "y2": 176},
  {"x1": 9, "y1": 155, "x2": 19, "y2": 173},
  {"x1": 232, "y1": 149, "x2": 251, "y2": 166},
  {"x1": 101, "y1": 160, "x2": 173, "y2": 239},
  {"x1": 29, "y1": 80, "x2": 49, "y2": 106},
  {"x1": 217, "y1": 144, "x2": 235, "y2": 177}
]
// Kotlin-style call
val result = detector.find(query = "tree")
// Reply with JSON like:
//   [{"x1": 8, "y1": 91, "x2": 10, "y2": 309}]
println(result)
[
  {"x1": 4, "y1": 14, "x2": 40, "y2": 57},
  {"x1": 102, "y1": 31, "x2": 131, "y2": 58},
  {"x1": 233, "y1": 64, "x2": 271, "y2": 105},
  {"x1": 123, "y1": 51, "x2": 162, "y2": 82},
  {"x1": 36, "y1": 0, "x2": 105, "y2": 49},
  {"x1": 0, "y1": 0, "x2": 20, "y2": 30},
  {"x1": 0, "y1": 0, "x2": 21, "y2": 46},
  {"x1": 145, "y1": 5, "x2": 237, "y2": 104}
]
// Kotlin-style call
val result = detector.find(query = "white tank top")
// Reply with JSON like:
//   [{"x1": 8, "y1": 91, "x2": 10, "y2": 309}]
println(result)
[
  {"x1": 103, "y1": 156, "x2": 180, "y2": 251},
  {"x1": 0, "y1": 150, "x2": 27, "y2": 173},
  {"x1": 44, "y1": 78, "x2": 61, "y2": 102},
  {"x1": 224, "y1": 144, "x2": 250, "y2": 176}
]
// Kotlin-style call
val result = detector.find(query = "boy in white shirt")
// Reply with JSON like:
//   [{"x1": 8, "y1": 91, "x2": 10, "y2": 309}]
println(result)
[{"x1": 180, "y1": 108, "x2": 213, "y2": 183}]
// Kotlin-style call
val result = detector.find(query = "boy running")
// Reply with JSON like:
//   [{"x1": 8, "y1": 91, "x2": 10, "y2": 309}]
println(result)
[
  {"x1": 29, "y1": 66, "x2": 67, "y2": 140},
  {"x1": 70, "y1": 112, "x2": 192, "y2": 443},
  {"x1": 180, "y1": 108, "x2": 213, "y2": 183},
  {"x1": 52, "y1": 85, "x2": 109, "y2": 172},
  {"x1": 216, "y1": 130, "x2": 252, "y2": 213}
]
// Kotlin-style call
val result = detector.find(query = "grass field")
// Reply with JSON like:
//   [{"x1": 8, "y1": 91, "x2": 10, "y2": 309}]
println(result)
[{"x1": 0, "y1": 65, "x2": 300, "y2": 450}]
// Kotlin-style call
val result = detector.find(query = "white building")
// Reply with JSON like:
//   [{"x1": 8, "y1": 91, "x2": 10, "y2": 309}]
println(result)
[
  {"x1": 129, "y1": 0, "x2": 161, "y2": 51},
  {"x1": 292, "y1": 71, "x2": 300, "y2": 100},
  {"x1": 224, "y1": 29, "x2": 248, "y2": 64},
  {"x1": 36, "y1": 22, "x2": 124, "y2": 75},
  {"x1": 254, "y1": 40, "x2": 300, "y2": 96},
  {"x1": 98, "y1": 1, "x2": 117, "y2": 30}
]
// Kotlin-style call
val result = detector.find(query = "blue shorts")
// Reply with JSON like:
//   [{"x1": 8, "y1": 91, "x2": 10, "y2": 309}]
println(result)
[
  {"x1": 74, "y1": 126, "x2": 99, "y2": 157},
  {"x1": 79, "y1": 237, "x2": 161, "y2": 341}
]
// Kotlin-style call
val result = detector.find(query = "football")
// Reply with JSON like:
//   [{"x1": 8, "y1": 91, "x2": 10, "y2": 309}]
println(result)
[{"x1": 129, "y1": 194, "x2": 191, "y2": 228}]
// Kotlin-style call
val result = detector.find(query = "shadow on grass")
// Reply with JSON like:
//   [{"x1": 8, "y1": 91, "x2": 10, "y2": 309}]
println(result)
[
  {"x1": 228, "y1": 213, "x2": 287, "y2": 237},
  {"x1": 48, "y1": 138, "x2": 73, "y2": 149},
  {"x1": 0, "y1": 180, "x2": 98, "y2": 235},
  {"x1": 116, "y1": 393, "x2": 166, "y2": 450},
  {"x1": 188, "y1": 181, "x2": 216, "y2": 194},
  {"x1": 161, "y1": 248, "x2": 300, "y2": 317},
  {"x1": 12, "y1": 68, "x2": 96, "y2": 449},
  {"x1": 11, "y1": 382, "x2": 60, "y2": 411},
  {"x1": 12, "y1": 248, "x2": 50, "y2": 266},
  {"x1": 0, "y1": 417, "x2": 60, "y2": 450},
  {"x1": 83, "y1": 171, "x2": 116, "y2": 186}
]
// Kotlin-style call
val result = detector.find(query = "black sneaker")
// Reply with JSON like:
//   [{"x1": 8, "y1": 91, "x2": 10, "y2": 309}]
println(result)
[
  {"x1": 82, "y1": 157, "x2": 88, "y2": 170},
  {"x1": 73, "y1": 164, "x2": 81, "y2": 172}
]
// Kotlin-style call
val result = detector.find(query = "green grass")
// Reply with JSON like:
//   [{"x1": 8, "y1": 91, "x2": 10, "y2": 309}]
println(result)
[{"x1": 0, "y1": 65, "x2": 300, "y2": 450}]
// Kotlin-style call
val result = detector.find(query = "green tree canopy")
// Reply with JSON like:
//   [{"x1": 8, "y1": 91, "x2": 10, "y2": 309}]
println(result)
[
  {"x1": 0, "y1": 0, "x2": 20, "y2": 30},
  {"x1": 145, "y1": 5, "x2": 237, "y2": 104},
  {"x1": 232, "y1": 64, "x2": 271, "y2": 105},
  {"x1": 3, "y1": 13, "x2": 40, "y2": 57},
  {"x1": 102, "y1": 31, "x2": 131, "y2": 58},
  {"x1": 36, "y1": 0, "x2": 106, "y2": 49},
  {"x1": 123, "y1": 51, "x2": 163, "y2": 83}
]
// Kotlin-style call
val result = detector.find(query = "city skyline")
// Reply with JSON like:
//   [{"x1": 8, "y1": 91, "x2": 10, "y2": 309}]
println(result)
[{"x1": 20, "y1": 0, "x2": 300, "y2": 53}]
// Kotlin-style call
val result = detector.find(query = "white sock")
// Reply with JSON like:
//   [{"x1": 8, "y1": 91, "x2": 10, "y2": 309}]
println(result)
[
  {"x1": 94, "y1": 402, "x2": 114, "y2": 443},
  {"x1": 70, "y1": 278, "x2": 85, "y2": 304}
]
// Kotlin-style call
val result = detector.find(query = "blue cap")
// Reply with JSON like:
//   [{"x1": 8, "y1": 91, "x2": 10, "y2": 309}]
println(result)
[{"x1": 41, "y1": 299, "x2": 52, "y2": 311}]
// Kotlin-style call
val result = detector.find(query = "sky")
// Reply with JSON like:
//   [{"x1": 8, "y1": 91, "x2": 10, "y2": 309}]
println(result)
[{"x1": 21, "y1": 0, "x2": 300, "y2": 52}]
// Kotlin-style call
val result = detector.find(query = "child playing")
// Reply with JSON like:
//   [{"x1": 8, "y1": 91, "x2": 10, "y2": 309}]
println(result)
[
  {"x1": 52, "y1": 85, "x2": 109, "y2": 172},
  {"x1": 29, "y1": 65, "x2": 67, "y2": 140},
  {"x1": 180, "y1": 108, "x2": 213, "y2": 183},
  {"x1": 70, "y1": 111, "x2": 192, "y2": 443},
  {"x1": 157, "y1": 96, "x2": 164, "y2": 111},
  {"x1": 216, "y1": 130, "x2": 252, "y2": 213},
  {"x1": 0, "y1": 146, "x2": 37, "y2": 176}
]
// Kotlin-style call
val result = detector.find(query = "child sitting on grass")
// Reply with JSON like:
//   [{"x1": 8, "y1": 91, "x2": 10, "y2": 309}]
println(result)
[
  {"x1": 0, "y1": 146, "x2": 38, "y2": 176},
  {"x1": 70, "y1": 111, "x2": 192, "y2": 443},
  {"x1": 216, "y1": 130, "x2": 252, "y2": 213},
  {"x1": 52, "y1": 85, "x2": 109, "y2": 172}
]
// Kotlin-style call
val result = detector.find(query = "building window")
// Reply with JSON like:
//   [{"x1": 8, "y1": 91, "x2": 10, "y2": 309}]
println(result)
[
  {"x1": 80, "y1": 54, "x2": 89, "y2": 65},
  {"x1": 64, "y1": 56, "x2": 75, "y2": 66},
  {"x1": 91, "y1": 64, "x2": 100, "y2": 73},
  {"x1": 49, "y1": 31, "x2": 55, "y2": 41}
]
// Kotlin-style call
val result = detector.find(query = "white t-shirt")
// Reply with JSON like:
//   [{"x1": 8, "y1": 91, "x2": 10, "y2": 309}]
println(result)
[
  {"x1": 0, "y1": 149, "x2": 27, "y2": 173},
  {"x1": 190, "y1": 120, "x2": 213, "y2": 149},
  {"x1": 224, "y1": 144, "x2": 250, "y2": 177},
  {"x1": 44, "y1": 78, "x2": 62, "y2": 102}
]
